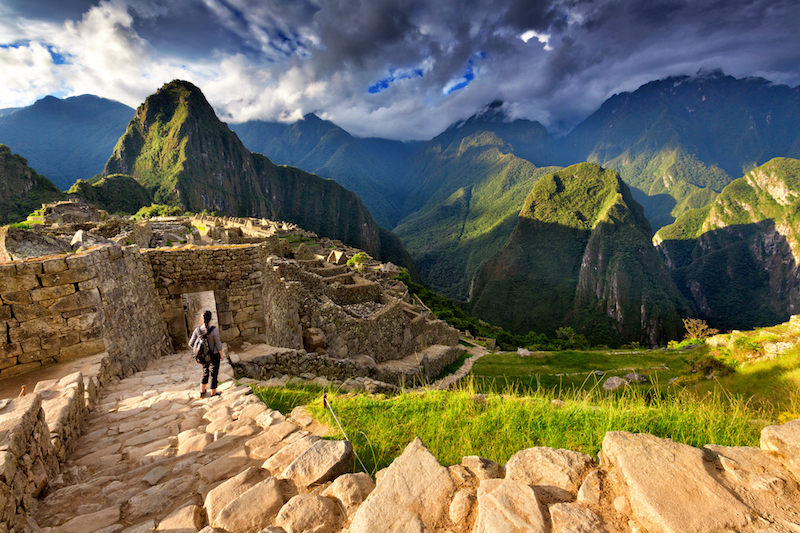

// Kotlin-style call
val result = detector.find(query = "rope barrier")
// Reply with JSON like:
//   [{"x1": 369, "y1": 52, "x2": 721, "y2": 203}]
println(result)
[{"x1": 324, "y1": 393, "x2": 369, "y2": 475}]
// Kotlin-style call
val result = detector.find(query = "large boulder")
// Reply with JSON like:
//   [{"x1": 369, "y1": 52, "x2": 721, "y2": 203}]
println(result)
[
  {"x1": 212, "y1": 477, "x2": 291, "y2": 533},
  {"x1": 321, "y1": 473, "x2": 375, "y2": 520},
  {"x1": 275, "y1": 494, "x2": 342, "y2": 533},
  {"x1": 760, "y1": 418, "x2": 800, "y2": 479},
  {"x1": 204, "y1": 467, "x2": 269, "y2": 526},
  {"x1": 155, "y1": 504, "x2": 206, "y2": 533},
  {"x1": 349, "y1": 437, "x2": 455, "y2": 533},
  {"x1": 601, "y1": 431, "x2": 750, "y2": 533},
  {"x1": 279, "y1": 439, "x2": 353, "y2": 488},
  {"x1": 505, "y1": 447, "x2": 594, "y2": 502},
  {"x1": 0, "y1": 226, "x2": 71, "y2": 263},
  {"x1": 705, "y1": 443, "x2": 800, "y2": 526},
  {"x1": 549, "y1": 502, "x2": 606, "y2": 533},
  {"x1": 473, "y1": 478, "x2": 546, "y2": 533}
]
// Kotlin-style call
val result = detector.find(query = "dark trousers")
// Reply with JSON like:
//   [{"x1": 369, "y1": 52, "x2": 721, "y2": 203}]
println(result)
[{"x1": 201, "y1": 352, "x2": 221, "y2": 389}]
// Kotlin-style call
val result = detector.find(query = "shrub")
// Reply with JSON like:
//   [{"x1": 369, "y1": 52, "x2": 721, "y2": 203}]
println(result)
[
  {"x1": 347, "y1": 252, "x2": 370, "y2": 272},
  {"x1": 683, "y1": 318, "x2": 719, "y2": 340}
]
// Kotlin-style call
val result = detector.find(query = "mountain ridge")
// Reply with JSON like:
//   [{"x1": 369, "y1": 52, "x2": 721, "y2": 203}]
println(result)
[
  {"x1": 103, "y1": 80, "x2": 419, "y2": 274},
  {"x1": 470, "y1": 162, "x2": 692, "y2": 346}
]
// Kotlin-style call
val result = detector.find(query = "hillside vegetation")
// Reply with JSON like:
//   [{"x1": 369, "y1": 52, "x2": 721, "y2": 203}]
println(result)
[
  {"x1": 560, "y1": 70, "x2": 800, "y2": 229},
  {"x1": 655, "y1": 157, "x2": 800, "y2": 331},
  {"x1": 67, "y1": 174, "x2": 153, "y2": 215},
  {"x1": 0, "y1": 145, "x2": 64, "y2": 224},
  {"x1": 470, "y1": 163, "x2": 691, "y2": 346}
]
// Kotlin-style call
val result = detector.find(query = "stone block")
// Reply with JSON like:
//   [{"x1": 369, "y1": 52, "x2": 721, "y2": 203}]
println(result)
[
  {"x1": 0, "y1": 264, "x2": 16, "y2": 277},
  {"x1": 32, "y1": 284, "x2": 76, "y2": 302},
  {"x1": 0, "y1": 276, "x2": 39, "y2": 294},
  {"x1": 9, "y1": 316, "x2": 65, "y2": 342},
  {"x1": 48, "y1": 288, "x2": 101, "y2": 313},
  {"x1": 11, "y1": 303, "x2": 48, "y2": 322},
  {"x1": 349, "y1": 438, "x2": 455, "y2": 532},
  {"x1": 218, "y1": 311, "x2": 233, "y2": 325},
  {"x1": 1, "y1": 291, "x2": 32, "y2": 305},
  {"x1": 42, "y1": 258, "x2": 68, "y2": 274},
  {"x1": 1, "y1": 342, "x2": 22, "y2": 359},
  {"x1": 19, "y1": 337, "x2": 41, "y2": 353},
  {"x1": 0, "y1": 306, "x2": 10, "y2": 320},
  {"x1": 79, "y1": 326, "x2": 104, "y2": 342},
  {"x1": 473, "y1": 479, "x2": 546, "y2": 533},
  {"x1": 15, "y1": 263, "x2": 42, "y2": 276},
  {"x1": 39, "y1": 266, "x2": 96, "y2": 287},
  {"x1": 66, "y1": 312, "x2": 101, "y2": 330},
  {"x1": 65, "y1": 253, "x2": 96, "y2": 269},
  {"x1": 0, "y1": 361, "x2": 41, "y2": 378},
  {"x1": 276, "y1": 494, "x2": 342, "y2": 533},
  {"x1": 78, "y1": 278, "x2": 100, "y2": 291},
  {"x1": 17, "y1": 348, "x2": 58, "y2": 365},
  {"x1": 57, "y1": 339, "x2": 106, "y2": 360},
  {"x1": 220, "y1": 326, "x2": 240, "y2": 343},
  {"x1": 43, "y1": 331, "x2": 80, "y2": 350}
]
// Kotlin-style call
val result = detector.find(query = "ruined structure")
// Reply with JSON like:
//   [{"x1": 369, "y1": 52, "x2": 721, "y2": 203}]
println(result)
[{"x1": 0, "y1": 209, "x2": 463, "y2": 387}]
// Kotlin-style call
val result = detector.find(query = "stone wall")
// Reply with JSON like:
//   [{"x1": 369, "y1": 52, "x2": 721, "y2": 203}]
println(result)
[
  {"x1": 261, "y1": 256, "x2": 303, "y2": 350},
  {"x1": 0, "y1": 245, "x2": 171, "y2": 381},
  {"x1": 0, "y1": 394, "x2": 58, "y2": 532},
  {"x1": 145, "y1": 244, "x2": 271, "y2": 348}
]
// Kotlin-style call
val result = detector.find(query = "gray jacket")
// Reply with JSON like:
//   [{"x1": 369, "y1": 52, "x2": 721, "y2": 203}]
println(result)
[{"x1": 189, "y1": 324, "x2": 223, "y2": 354}]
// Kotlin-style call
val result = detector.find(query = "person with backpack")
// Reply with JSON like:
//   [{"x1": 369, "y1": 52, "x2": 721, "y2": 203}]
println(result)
[{"x1": 189, "y1": 310, "x2": 223, "y2": 398}]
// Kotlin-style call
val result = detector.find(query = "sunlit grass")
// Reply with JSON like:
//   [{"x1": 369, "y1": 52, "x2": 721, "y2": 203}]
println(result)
[{"x1": 253, "y1": 379, "x2": 765, "y2": 477}]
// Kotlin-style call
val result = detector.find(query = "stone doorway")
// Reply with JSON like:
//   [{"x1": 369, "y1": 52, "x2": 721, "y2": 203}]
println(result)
[{"x1": 181, "y1": 291, "x2": 218, "y2": 347}]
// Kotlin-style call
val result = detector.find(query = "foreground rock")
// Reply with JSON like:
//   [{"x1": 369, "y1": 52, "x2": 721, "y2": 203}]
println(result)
[
  {"x1": 601, "y1": 431, "x2": 751, "y2": 533},
  {"x1": 349, "y1": 438, "x2": 456, "y2": 532}
]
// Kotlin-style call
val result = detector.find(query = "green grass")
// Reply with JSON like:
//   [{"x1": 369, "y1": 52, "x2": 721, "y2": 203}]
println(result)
[
  {"x1": 252, "y1": 382, "x2": 763, "y2": 477},
  {"x1": 471, "y1": 349, "x2": 693, "y2": 392}
]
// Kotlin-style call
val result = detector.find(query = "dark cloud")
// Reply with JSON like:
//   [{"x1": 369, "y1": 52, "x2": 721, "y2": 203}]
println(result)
[{"x1": 1, "y1": 0, "x2": 799, "y2": 140}]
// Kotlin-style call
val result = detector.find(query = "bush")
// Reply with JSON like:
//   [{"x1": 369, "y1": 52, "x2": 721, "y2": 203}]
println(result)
[
  {"x1": 683, "y1": 318, "x2": 719, "y2": 340},
  {"x1": 132, "y1": 204, "x2": 184, "y2": 220}
]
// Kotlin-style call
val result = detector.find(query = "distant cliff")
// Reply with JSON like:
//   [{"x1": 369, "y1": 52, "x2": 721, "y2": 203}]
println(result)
[
  {"x1": 655, "y1": 157, "x2": 800, "y2": 330},
  {"x1": 103, "y1": 80, "x2": 417, "y2": 272},
  {"x1": 0, "y1": 145, "x2": 64, "y2": 224},
  {"x1": 471, "y1": 163, "x2": 692, "y2": 346}
]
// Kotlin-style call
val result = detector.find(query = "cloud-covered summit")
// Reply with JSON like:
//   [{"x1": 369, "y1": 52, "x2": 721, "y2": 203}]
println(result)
[{"x1": 1, "y1": 0, "x2": 799, "y2": 140}]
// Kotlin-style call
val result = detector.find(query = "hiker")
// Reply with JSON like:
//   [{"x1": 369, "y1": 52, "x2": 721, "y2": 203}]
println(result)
[{"x1": 189, "y1": 310, "x2": 223, "y2": 397}]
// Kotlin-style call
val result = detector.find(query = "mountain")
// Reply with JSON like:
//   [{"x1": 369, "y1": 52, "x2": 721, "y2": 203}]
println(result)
[
  {"x1": 654, "y1": 157, "x2": 800, "y2": 331},
  {"x1": 231, "y1": 115, "x2": 414, "y2": 228},
  {"x1": 103, "y1": 80, "x2": 418, "y2": 272},
  {"x1": 0, "y1": 95, "x2": 134, "y2": 190},
  {"x1": 0, "y1": 145, "x2": 64, "y2": 224},
  {"x1": 560, "y1": 70, "x2": 800, "y2": 231},
  {"x1": 392, "y1": 105, "x2": 557, "y2": 300},
  {"x1": 470, "y1": 163, "x2": 692, "y2": 346},
  {"x1": 67, "y1": 174, "x2": 153, "y2": 215}
]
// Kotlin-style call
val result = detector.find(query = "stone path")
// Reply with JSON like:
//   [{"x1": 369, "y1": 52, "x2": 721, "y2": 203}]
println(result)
[
  {"x1": 430, "y1": 343, "x2": 488, "y2": 390},
  {"x1": 30, "y1": 350, "x2": 330, "y2": 533}
]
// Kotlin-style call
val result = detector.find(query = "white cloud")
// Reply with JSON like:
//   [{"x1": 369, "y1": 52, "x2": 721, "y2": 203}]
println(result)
[{"x1": 520, "y1": 29, "x2": 552, "y2": 50}]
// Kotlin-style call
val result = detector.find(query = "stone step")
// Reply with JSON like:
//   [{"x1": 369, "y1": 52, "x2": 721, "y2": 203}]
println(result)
[{"x1": 372, "y1": 344, "x2": 466, "y2": 387}]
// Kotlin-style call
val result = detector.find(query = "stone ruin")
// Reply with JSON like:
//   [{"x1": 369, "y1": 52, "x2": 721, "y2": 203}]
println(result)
[{"x1": 0, "y1": 207, "x2": 465, "y2": 390}]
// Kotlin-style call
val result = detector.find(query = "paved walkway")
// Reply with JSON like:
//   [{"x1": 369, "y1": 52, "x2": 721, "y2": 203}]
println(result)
[{"x1": 30, "y1": 350, "x2": 325, "y2": 533}]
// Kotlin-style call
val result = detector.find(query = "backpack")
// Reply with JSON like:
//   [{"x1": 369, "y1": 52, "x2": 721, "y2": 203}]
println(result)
[{"x1": 193, "y1": 326, "x2": 215, "y2": 364}]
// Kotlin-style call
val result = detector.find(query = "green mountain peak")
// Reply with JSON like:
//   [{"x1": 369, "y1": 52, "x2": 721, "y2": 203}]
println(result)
[{"x1": 471, "y1": 163, "x2": 690, "y2": 346}]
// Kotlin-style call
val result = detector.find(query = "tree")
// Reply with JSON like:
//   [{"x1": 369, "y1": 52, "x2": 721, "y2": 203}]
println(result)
[{"x1": 682, "y1": 318, "x2": 718, "y2": 340}]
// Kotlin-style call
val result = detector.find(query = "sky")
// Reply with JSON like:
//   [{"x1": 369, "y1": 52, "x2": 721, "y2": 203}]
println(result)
[{"x1": 1, "y1": 0, "x2": 799, "y2": 140}]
